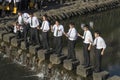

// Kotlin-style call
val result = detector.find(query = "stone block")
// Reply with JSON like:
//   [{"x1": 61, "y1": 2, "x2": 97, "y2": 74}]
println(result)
[
  {"x1": 50, "y1": 54, "x2": 66, "y2": 64},
  {"x1": 76, "y1": 65, "x2": 93, "y2": 77},
  {"x1": 3, "y1": 33, "x2": 15, "y2": 43},
  {"x1": 29, "y1": 45, "x2": 40, "y2": 54},
  {"x1": 11, "y1": 38, "x2": 18, "y2": 47},
  {"x1": 20, "y1": 41, "x2": 26, "y2": 50},
  {"x1": 0, "y1": 31, "x2": 8, "y2": 40},
  {"x1": 63, "y1": 59, "x2": 80, "y2": 70},
  {"x1": 93, "y1": 71, "x2": 109, "y2": 80},
  {"x1": 37, "y1": 49, "x2": 47, "y2": 62},
  {"x1": 107, "y1": 76, "x2": 120, "y2": 80}
]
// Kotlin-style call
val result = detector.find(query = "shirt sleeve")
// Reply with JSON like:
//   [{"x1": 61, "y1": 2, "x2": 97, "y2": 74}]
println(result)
[{"x1": 101, "y1": 38, "x2": 106, "y2": 49}]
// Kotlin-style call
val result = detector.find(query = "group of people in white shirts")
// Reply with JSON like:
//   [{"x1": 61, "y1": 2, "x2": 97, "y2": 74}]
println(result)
[{"x1": 14, "y1": 11, "x2": 106, "y2": 73}]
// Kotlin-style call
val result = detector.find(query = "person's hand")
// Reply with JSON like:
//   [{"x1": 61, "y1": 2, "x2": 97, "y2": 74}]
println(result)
[
  {"x1": 101, "y1": 51, "x2": 104, "y2": 55},
  {"x1": 88, "y1": 46, "x2": 91, "y2": 51}
]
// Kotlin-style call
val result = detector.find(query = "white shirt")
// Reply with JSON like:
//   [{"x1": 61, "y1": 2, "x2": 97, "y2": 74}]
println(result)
[
  {"x1": 52, "y1": 24, "x2": 64, "y2": 37},
  {"x1": 26, "y1": 16, "x2": 39, "y2": 28},
  {"x1": 41, "y1": 20, "x2": 50, "y2": 32},
  {"x1": 5, "y1": 0, "x2": 11, "y2": 3},
  {"x1": 18, "y1": 15, "x2": 23, "y2": 25},
  {"x1": 67, "y1": 28, "x2": 77, "y2": 41},
  {"x1": 22, "y1": 13, "x2": 30, "y2": 22},
  {"x1": 14, "y1": 0, "x2": 21, "y2": 3},
  {"x1": 93, "y1": 36, "x2": 106, "y2": 49},
  {"x1": 83, "y1": 30, "x2": 93, "y2": 44}
]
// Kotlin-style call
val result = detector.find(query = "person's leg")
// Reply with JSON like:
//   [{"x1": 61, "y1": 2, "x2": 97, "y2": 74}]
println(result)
[
  {"x1": 85, "y1": 44, "x2": 90, "y2": 67},
  {"x1": 83, "y1": 43, "x2": 86, "y2": 65},
  {"x1": 56, "y1": 37, "x2": 62, "y2": 56},
  {"x1": 71, "y1": 40, "x2": 76, "y2": 60},
  {"x1": 53, "y1": 37, "x2": 57, "y2": 53},
  {"x1": 67, "y1": 40, "x2": 72, "y2": 59},
  {"x1": 41, "y1": 32, "x2": 46, "y2": 49},
  {"x1": 95, "y1": 49, "x2": 102, "y2": 72}
]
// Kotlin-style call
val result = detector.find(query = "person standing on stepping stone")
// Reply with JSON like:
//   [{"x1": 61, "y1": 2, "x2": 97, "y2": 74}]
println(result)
[
  {"x1": 51, "y1": 20, "x2": 64, "y2": 57},
  {"x1": 40, "y1": 15, "x2": 50, "y2": 52},
  {"x1": 64, "y1": 22, "x2": 78, "y2": 61},
  {"x1": 89, "y1": 30, "x2": 106, "y2": 72},
  {"x1": 26, "y1": 12, "x2": 40, "y2": 46},
  {"x1": 78, "y1": 25, "x2": 93, "y2": 68}
]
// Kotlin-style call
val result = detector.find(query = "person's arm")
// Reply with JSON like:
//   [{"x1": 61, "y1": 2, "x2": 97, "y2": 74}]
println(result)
[{"x1": 101, "y1": 39, "x2": 106, "y2": 55}]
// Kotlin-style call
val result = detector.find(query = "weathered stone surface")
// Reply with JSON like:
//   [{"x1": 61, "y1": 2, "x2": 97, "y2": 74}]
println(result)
[
  {"x1": 0, "y1": 31, "x2": 8, "y2": 40},
  {"x1": 11, "y1": 38, "x2": 18, "y2": 47},
  {"x1": 37, "y1": 49, "x2": 47, "y2": 62},
  {"x1": 107, "y1": 76, "x2": 120, "y2": 80},
  {"x1": 29, "y1": 45, "x2": 40, "y2": 54},
  {"x1": 50, "y1": 54, "x2": 66, "y2": 64},
  {"x1": 20, "y1": 41, "x2": 26, "y2": 50},
  {"x1": 93, "y1": 71, "x2": 109, "y2": 80},
  {"x1": 63, "y1": 59, "x2": 80, "y2": 70},
  {"x1": 3, "y1": 33, "x2": 15, "y2": 43},
  {"x1": 76, "y1": 65, "x2": 93, "y2": 77}
]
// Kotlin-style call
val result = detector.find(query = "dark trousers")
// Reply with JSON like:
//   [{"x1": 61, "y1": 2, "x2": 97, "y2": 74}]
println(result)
[
  {"x1": 67, "y1": 40, "x2": 76, "y2": 60},
  {"x1": 30, "y1": 28, "x2": 40, "y2": 45},
  {"x1": 16, "y1": 31, "x2": 22, "y2": 39},
  {"x1": 94, "y1": 49, "x2": 102, "y2": 72},
  {"x1": 23, "y1": 24, "x2": 29, "y2": 48},
  {"x1": 53, "y1": 36, "x2": 62, "y2": 55},
  {"x1": 83, "y1": 43, "x2": 90, "y2": 67},
  {"x1": 41, "y1": 32, "x2": 49, "y2": 50},
  {"x1": 16, "y1": 2, "x2": 21, "y2": 11}
]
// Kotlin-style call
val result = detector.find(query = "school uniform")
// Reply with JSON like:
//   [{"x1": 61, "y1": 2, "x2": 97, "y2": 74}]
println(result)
[
  {"x1": 13, "y1": 0, "x2": 21, "y2": 10},
  {"x1": 67, "y1": 27, "x2": 77, "y2": 60},
  {"x1": 52, "y1": 24, "x2": 64, "y2": 56},
  {"x1": 26, "y1": 16, "x2": 40, "y2": 46},
  {"x1": 41, "y1": 20, "x2": 50, "y2": 51},
  {"x1": 22, "y1": 13, "x2": 30, "y2": 48},
  {"x1": 93, "y1": 36, "x2": 106, "y2": 72},
  {"x1": 82, "y1": 30, "x2": 93, "y2": 67}
]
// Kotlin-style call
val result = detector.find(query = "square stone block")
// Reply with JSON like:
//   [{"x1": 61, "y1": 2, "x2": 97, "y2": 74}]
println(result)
[
  {"x1": 3, "y1": 33, "x2": 15, "y2": 43},
  {"x1": 107, "y1": 76, "x2": 120, "y2": 80}
]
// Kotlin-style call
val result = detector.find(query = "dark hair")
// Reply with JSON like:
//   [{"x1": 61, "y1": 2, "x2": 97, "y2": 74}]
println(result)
[
  {"x1": 55, "y1": 20, "x2": 60, "y2": 23},
  {"x1": 69, "y1": 22, "x2": 75, "y2": 26},
  {"x1": 83, "y1": 24, "x2": 89, "y2": 28},
  {"x1": 94, "y1": 30, "x2": 101, "y2": 35},
  {"x1": 43, "y1": 14, "x2": 48, "y2": 18},
  {"x1": 29, "y1": 12, "x2": 33, "y2": 15}
]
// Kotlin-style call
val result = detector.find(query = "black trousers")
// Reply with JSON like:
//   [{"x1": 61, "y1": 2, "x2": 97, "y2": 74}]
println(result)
[
  {"x1": 53, "y1": 36, "x2": 62, "y2": 55},
  {"x1": 30, "y1": 28, "x2": 40, "y2": 45},
  {"x1": 94, "y1": 49, "x2": 102, "y2": 72},
  {"x1": 23, "y1": 24, "x2": 29, "y2": 48},
  {"x1": 16, "y1": 2, "x2": 21, "y2": 11},
  {"x1": 41, "y1": 32, "x2": 49, "y2": 50},
  {"x1": 83, "y1": 43, "x2": 90, "y2": 67},
  {"x1": 67, "y1": 40, "x2": 76, "y2": 60}
]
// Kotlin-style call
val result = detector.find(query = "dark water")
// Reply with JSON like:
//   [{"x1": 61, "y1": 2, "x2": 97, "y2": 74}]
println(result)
[{"x1": 0, "y1": 8, "x2": 120, "y2": 80}]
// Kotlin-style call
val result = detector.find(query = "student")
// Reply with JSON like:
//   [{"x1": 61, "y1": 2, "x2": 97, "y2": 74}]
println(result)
[
  {"x1": 90, "y1": 30, "x2": 106, "y2": 72},
  {"x1": 78, "y1": 25, "x2": 93, "y2": 68},
  {"x1": 40, "y1": 15, "x2": 50, "y2": 51},
  {"x1": 26, "y1": 12, "x2": 40, "y2": 46},
  {"x1": 51, "y1": 20, "x2": 64, "y2": 56},
  {"x1": 64, "y1": 22, "x2": 77, "y2": 61},
  {"x1": 13, "y1": 22, "x2": 23, "y2": 39}
]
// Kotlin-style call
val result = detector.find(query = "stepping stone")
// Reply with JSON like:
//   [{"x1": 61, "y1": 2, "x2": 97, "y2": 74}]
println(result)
[
  {"x1": 3, "y1": 33, "x2": 15, "y2": 43},
  {"x1": 107, "y1": 76, "x2": 120, "y2": 80},
  {"x1": 0, "y1": 31, "x2": 8, "y2": 40},
  {"x1": 29, "y1": 45, "x2": 40, "y2": 54},
  {"x1": 50, "y1": 54, "x2": 66, "y2": 64},
  {"x1": 37, "y1": 49, "x2": 53, "y2": 62},
  {"x1": 37, "y1": 49, "x2": 47, "y2": 62},
  {"x1": 11, "y1": 37, "x2": 18, "y2": 47},
  {"x1": 20, "y1": 41, "x2": 26, "y2": 50},
  {"x1": 63, "y1": 59, "x2": 80, "y2": 70},
  {"x1": 93, "y1": 71, "x2": 109, "y2": 80},
  {"x1": 76, "y1": 65, "x2": 93, "y2": 77}
]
